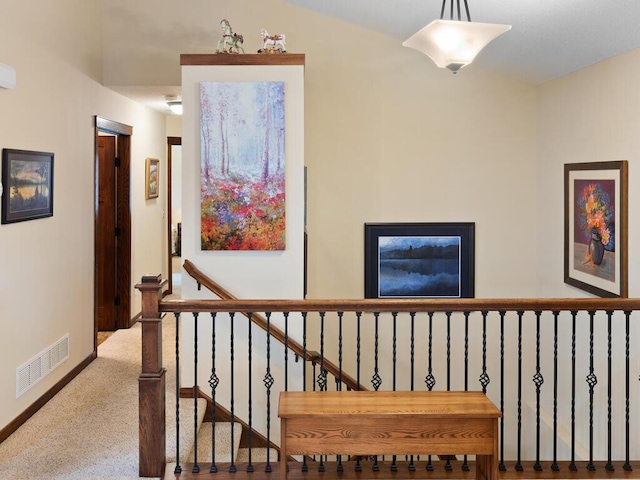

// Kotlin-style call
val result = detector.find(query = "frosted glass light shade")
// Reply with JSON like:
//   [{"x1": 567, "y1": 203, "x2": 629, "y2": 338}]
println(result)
[
  {"x1": 168, "y1": 102, "x2": 183, "y2": 115},
  {"x1": 403, "y1": 19, "x2": 511, "y2": 73}
]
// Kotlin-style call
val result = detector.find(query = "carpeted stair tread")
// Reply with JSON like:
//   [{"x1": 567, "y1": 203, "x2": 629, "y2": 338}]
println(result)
[
  {"x1": 188, "y1": 421, "x2": 243, "y2": 463},
  {"x1": 166, "y1": 397, "x2": 208, "y2": 463},
  {"x1": 237, "y1": 446, "x2": 279, "y2": 463}
]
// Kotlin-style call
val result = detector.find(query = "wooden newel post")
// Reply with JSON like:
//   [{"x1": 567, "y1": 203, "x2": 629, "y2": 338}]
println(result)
[{"x1": 136, "y1": 274, "x2": 167, "y2": 478}]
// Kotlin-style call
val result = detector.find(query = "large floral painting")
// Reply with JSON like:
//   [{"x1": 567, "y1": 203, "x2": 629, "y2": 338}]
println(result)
[
  {"x1": 564, "y1": 161, "x2": 628, "y2": 297},
  {"x1": 200, "y1": 82, "x2": 285, "y2": 250}
]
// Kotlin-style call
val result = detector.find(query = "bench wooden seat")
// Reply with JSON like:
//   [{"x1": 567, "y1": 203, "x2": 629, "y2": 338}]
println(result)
[{"x1": 279, "y1": 391, "x2": 501, "y2": 480}]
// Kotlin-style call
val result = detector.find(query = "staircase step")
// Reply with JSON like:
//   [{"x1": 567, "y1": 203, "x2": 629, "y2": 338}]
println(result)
[
  {"x1": 189, "y1": 421, "x2": 243, "y2": 463},
  {"x1": 166, "y1": 397, "x2": 208, "y2": 463},
  {"x1": 237, "y1": 446, "x2": 279, "y2": 463}
]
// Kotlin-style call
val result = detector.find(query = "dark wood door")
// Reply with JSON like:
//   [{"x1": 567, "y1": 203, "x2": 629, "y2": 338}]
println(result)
[{"x1": 97, "y1": 135, "x2": 117, "y2": 331}]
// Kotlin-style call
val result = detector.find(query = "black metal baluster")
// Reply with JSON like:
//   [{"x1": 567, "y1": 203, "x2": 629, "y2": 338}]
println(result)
[
  {"x1": 551, "y1": 311, "x2": 559, "y2": 472},
  {"x1": 392, "y1": 312, "x2": 398, "y2": 392},
  {"x1": 624, "y1": 311, "x2": 632, "y2": 471},
  {"x1": 425, "y1": 312, "x2": 435, "y2": 472},
  {"x1": 606, "y1": 310, "x2": 614, "y2": 471},
  {"x1": 264, "y1": 312, "x2": 274, "y2": 473},
  {"x1": 569, "y1": 311, "x2": 577, "y2": 471},
  {"x1": 372, "y1": 312, "x2": 382, "y2": 391},
  {"x1": 337, "y1": 311, "x2": 344, "y2": 473},
  {"x1": 372, "y1": 312, "x2": 381, "y2": 472},
  {"x1": 284, "y1": 312, "x2": 289, "y2": 392},
  {"x1": 302, "y1": 312, "x2": 308, "y2": 473},
  {"x1": 174, "y1": 313, "x2": 182, "y2": 475},
  {"x1": 391, "y1": 312, "x2": 398, "y2": 472},
  {"x1": 338, "y1": 312, "x2": 344, "y2": 391},
  {"x1": 209, "y1": 313, "x2": 219, "y2": 473},
  {"x1": 317, "y1": 312, "x2": 327, "y2": 393},
  {"x1": 317, "y1": 311, "x2": 327, "y2": 473},
  {"x1": 192, "y1": 312, "x2": 200, "y2": 474},
  {"x1": 479, "y1": 311, "x2": 490, "y2": 393},
  {"x1": 247, "y1": 313, "x2": 254, "y2": 473},
  {"x1": 445, "y1": 311, "x2": 452, "y2": 472},
  {"x1": 313, "y1": 361, "x2": 317, "y2": 391},
  {"x1": 515, "y1": 311, "x2": 523, "y2": 471},
  {"x1": 533, "y1": 311, "x2": 544, "y2": 471},
  {"x1": 409, "y1": 312, "x2": 416, "y2": 472},
  {"x1": 229, "y1": 312, "x2": 237, "y2": 473},
  {"x1": 462, "y1": 311, "x2": 469, "y2": 472},
  {"x1": 355, "y1": 311, "x2": 362, "y2": 472},
  {"x1": 586, "y1": 311, "x2": 597, "y2": 471},
  {"x1": 499, "y1": 311, "x2": 506, "y2": 472}
]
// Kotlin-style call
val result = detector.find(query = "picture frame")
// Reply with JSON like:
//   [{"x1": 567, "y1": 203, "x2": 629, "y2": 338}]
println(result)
[
  {"x1": 1, "y1": 149, "x2": 54, "y2": 224},
  {"x1": 145, "y1": 158, "x2": 159, "y2": 199},
  {"x1": 365, "y1": 222, "x2": 475, "y2": 299},
  {"x1": 564, "y1": 161, "x2": 628, "y2": 298}
]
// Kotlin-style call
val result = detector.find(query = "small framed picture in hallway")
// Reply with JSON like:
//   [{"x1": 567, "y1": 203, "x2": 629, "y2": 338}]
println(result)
[
  {"x1": 145, "y1": 157, "x2": 159, "y2": 199},
  {"x1": 1, "y1": 148, "x2": 54, "y2": 224},
  {"x1": 365, "y1": 222, "x2": 475, "y2": 299}
]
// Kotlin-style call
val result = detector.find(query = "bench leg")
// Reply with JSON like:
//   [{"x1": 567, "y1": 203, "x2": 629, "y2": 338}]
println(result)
[
  {"x1": 476, "y1": 455, "x2": 497, "y2": 480},
  {"x1": 280, "y1": 420, "x2": 287, "y2": 480}
]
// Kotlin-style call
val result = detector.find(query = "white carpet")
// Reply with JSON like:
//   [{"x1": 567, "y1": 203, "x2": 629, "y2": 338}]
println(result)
[{"x1": 0, "y1": 317, "x2": 178, "y2": 480}]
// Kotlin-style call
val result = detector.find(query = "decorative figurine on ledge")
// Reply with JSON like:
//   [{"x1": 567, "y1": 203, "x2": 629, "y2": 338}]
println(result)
[
  {"x1": 258, "y1": 29, "x2": 286, "y2": 53},
  {"x1": 216, "y1": 19, "x2": 244, "y2": 54}
]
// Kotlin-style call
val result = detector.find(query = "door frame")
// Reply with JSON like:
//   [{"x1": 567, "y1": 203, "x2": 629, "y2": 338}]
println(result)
[
  {"x1": 94, "y1": 116, "x2": 133, "y2": 348},
  {"x1": 166, "y1": 136, "x2": 181, "y2": 296}
]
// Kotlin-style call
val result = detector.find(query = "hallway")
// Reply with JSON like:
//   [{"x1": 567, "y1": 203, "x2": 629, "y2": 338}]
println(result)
[{"x1": 0, "y1": 318, "x2": 176, "y2": 480}]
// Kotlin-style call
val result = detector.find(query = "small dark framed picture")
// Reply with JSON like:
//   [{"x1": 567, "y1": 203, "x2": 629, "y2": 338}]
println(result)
[
  {"x1": 1, "y1": 149, "x2": 54, "y2": 224},
  {"x1": 364, "y1": 222, "x2": 475, "y2": 298},
  {"x1": 564, "y1": 161, "x2": 628, "y2": 297}
]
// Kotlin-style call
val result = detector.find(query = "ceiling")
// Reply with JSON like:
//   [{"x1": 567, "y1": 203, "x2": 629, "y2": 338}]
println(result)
[{"x1": 106, "y1": 0, "x2": 640, "y2": 114}]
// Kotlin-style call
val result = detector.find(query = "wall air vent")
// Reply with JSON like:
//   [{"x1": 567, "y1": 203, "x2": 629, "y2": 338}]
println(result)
[{"x1": 16, "y1": 334, "x2": 69, "y2": 398}]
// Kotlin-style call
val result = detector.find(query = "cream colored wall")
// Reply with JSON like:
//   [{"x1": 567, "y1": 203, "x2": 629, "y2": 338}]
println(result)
[
  {"x1": 0, "y1": 0, "x2": 167, "y2": 430},
  {"x1": 166, "y1": 115, "x2": 182, "y2": 138},
  {"x1": 537, "y1": 48, "x2": 640, "y2": 298},
  {"x1": 535, "y1": 49, "x2": 640, "y2": 460},
  {"x1": 170, "y1": 0, "x2": 538, "y2": 445},
  {"x1": 113, "y1": 0, "x2": 535, "y2": 299}
]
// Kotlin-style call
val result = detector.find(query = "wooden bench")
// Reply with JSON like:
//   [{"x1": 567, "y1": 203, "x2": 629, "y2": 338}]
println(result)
[{"x1": 278, "y1": 390, "x2": 501, "y2": 480}]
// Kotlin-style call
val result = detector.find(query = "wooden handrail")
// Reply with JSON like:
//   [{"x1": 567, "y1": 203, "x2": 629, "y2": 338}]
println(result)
[
  {"x1": 182, "y1": 259, "x2": 366, "y2": 391},
  {"x1": 161, "y1": 296, "x2": 640, "y2": 314}
]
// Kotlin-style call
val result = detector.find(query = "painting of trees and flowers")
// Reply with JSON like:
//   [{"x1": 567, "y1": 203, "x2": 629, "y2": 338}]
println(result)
[
  {"x1": 1, "y1": 149, "x2": 54, "y2": 224},
  {"x1": 564, "y1": 161, "x2": 628, "y2": 298},
  {"x1": 200, "y1": 82, "x2": 285, "y2": 250}
]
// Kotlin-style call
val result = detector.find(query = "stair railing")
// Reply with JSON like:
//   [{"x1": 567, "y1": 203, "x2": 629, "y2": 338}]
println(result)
[
  {"x1": 182, "y1": 259, "x2": 366, "y2": 392},
  {"x1": 137, "y1": 274, "x2": 640, "y2": 479}
]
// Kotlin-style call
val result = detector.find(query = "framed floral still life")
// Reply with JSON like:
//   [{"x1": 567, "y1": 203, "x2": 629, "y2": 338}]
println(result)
[
  {"x1": 145, "y1": 158, "x2": 159, "y2": 199},
  {"x1": 1, "y1": 149, "x2": 54, "y2": 224},
  {"x1": 564, "y1": 161, "x2": 628, "y2": 298},
  {"x1": 365, "y1": 222, "x2": 475, "y2": 299}
]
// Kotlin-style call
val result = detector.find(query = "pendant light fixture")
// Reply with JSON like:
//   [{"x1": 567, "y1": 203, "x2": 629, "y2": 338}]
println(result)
[
  {"x1": 402, "y1": 0, "x2": 511, "y2": 74},
  {"x1": 165, "y1": 94, "x2": 183, "y2": 115}
]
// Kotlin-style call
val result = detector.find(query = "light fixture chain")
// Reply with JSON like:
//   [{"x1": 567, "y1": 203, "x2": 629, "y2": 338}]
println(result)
[
  {"x1": 463, "y1": 0, "x2": 472, "y2": 21},
  {"x1": 439, "y1": 0, "x2": 472, "y2": 21}
]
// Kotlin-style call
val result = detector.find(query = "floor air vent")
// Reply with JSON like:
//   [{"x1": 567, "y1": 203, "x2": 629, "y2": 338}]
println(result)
[{"x1": 16, "y1": 334, "x2": 69, "y2": 398}]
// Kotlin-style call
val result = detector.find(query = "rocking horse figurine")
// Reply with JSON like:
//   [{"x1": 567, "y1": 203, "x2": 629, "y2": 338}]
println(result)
[
  {"x1": 216, "y1": 19, "x2": 244, "y2": 54},
  {"x1": 258, "y1": 28, "x2": 286, "y2": 53}
]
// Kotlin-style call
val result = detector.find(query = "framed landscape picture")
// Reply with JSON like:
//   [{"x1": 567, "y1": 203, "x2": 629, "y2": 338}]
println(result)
[
  {"x1": 1, "y1": 149, "x2": 54, "y2": 224},
  {"x1": 365, "y1": 222, "x2": 475, "y2": 298},
  {"x1": 564, "y1": 161, "x2": 628, "y2": 297}
]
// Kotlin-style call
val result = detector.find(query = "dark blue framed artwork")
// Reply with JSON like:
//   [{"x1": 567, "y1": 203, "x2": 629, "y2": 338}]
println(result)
[{"x1": 365, "y1": 223, "x2": 475, "y2": 298}]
